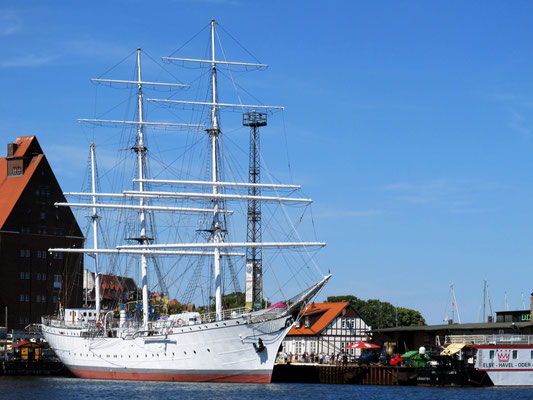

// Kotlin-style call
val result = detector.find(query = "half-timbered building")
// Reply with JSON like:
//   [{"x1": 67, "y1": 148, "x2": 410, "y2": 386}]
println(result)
[{"x1": 283, "y1": 302, "x2": 371, "y2": 359}]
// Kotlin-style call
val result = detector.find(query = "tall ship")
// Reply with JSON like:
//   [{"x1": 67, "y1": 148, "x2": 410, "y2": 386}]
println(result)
[{"x1": 40, "y1": 20, "x2": 330, "y2": 383}]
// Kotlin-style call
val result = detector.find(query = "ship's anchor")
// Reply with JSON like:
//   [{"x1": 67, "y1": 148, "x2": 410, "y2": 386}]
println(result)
[{"x1": 253, "y1": 338, "x2": 266, "y2": 353}]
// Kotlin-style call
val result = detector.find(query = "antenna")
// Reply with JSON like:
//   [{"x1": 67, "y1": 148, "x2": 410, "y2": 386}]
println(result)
[{"x1": 243, "y1": 111, "x2": 267, "y2": 311}]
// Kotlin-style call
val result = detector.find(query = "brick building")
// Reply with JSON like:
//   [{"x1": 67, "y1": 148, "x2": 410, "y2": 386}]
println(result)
[{"x1": 0, "y1": 136, "x2": 84, "y2": 330}]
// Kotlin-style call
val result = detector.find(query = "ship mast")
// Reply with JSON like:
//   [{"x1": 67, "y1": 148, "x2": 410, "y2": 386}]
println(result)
[
  {"x1": 90, "y1": 143, "x2": 101, "y2": 321},
  {"x1": 134, "y1": 48, "x2": 150, "y2": 330},
  {"x1": 209, "y1": 19, "x2": 223, "y2": 321}
]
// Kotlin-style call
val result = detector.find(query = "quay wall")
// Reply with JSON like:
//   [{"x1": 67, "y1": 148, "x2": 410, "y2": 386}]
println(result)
[{"x1": 272, "y1": 364, "x2": 417, "y2": 385}]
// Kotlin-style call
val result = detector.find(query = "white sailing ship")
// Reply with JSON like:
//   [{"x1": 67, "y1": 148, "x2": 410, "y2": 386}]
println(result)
[{"x1": 40, "y1": 20, "x2": 330, "y2": 383}]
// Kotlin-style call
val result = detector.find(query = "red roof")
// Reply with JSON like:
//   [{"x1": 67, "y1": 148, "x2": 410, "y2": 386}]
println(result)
[
  {"x1": 12, "y1": 340, "x2": 40, "y2": 348},
  {"x1": 0, "y1": 136, "x2": 44, "y2": 229},
  {"x1": 288, "y1": 302, "x2": 350, "y2": 336},
  {"x1": 12, "y1": 136, "x2": 34, "y2": 157}
]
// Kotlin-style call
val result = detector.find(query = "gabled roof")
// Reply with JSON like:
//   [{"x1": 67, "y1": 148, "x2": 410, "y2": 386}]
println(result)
[
  {"x1": 288, "y1": 302, "x2": 349, "y2": 336},
  {"x1": 12, "y1": 136, "x2": 35, "y2": 158},
  {"x1": 0, "y1": 136, "x2": 44, "y2": 229}
]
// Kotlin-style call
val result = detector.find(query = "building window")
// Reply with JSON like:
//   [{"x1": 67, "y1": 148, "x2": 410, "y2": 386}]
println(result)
[
  {"x1": 36, "y1": 250, "x2": 41, "y2": 258},
  {"x1": 25, "y1": 295, "x2": 29, "y2": 302},
  {"x1": 40, "y1": 211, "x2": 46, "y2": 220},
  {"x1": 489, "y1": 350, "x2": 495, "y2": 359},
  {"x1": 513, "y1": 350, "x2": 518, "y2": 360},
  {"x1": 36, "y1": 295, "x2": 41, "y2": 303},
  {"x1": 52, "y1": 296, "x2": 58, "y2": 304},
  {"x1": 20, "y1": 272, "x2": 25, "y2": 280},
  {"x1": 42, "y1": 273, "x2": 47, "y2": 281},
  {"x1": 41, "y1": 296, "x2": 46, "y2": 303},
  {"x1": 309, "y1": 341, "x2": 316, "y2": 354},
  {"x1": 20, "y1": 249, "x2": 25, "y2": 257},
  {"x1": 25, "y1": 249, "x2": 30, "y2": 257},
  {"x1": 20, "y1": 294, "x2": 25, "y2": 302},
  {"x1": 53, "y1": 275, "x2": 62, "y2": 289},
  {"x1": 342, "y1": 319, "x2": 345, "y2": 329},
  {"x1": 25, "y1": 272, "x2": 30, "y2": 280},
  {"x1": 12, "y1": 166, "x2": 21, "y2": 175},
  {"x1": 36, "y1": 273, "x2": 41, "y2": 280}
]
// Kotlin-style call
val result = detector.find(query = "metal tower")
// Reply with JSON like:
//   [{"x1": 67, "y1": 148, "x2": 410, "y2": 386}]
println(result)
[{"x1": 244, "y1": 111, "x2": 267, "y2": 310}]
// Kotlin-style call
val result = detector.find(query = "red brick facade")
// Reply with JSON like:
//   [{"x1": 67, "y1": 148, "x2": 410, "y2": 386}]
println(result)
[{"x1": 0, "y1": 136, "x2": 84, "y2": 330}]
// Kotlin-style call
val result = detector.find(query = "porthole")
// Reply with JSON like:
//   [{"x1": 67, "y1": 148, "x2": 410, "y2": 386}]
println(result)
[
  {"x1": 207, "y1": 349, "x2": 210, "y2": 352},
  {"x1": 184, "y1": 351, "x2": 186, "y2": 355},
  {"x1": 193, "y1": 350, "x2": 196, "y2": 354}
]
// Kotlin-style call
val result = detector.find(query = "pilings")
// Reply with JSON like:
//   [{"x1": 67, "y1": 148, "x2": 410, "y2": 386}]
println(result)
[{"x1": 272, "y1": 364, "x2": 418, "y2": 385}]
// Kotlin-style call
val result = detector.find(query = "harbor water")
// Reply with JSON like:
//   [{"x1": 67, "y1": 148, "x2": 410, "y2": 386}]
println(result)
[{"x1": 1, "y1": 377, "x2": 533, "y2": 400}]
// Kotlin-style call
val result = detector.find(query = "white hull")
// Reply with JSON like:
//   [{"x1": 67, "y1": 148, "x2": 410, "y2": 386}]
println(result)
[
  {"x1": 475, "y1": 346, "x2": 533, "y2": 386},
  {"x1": 41, "y1": 314, "x2": 292, "y2": 383}
]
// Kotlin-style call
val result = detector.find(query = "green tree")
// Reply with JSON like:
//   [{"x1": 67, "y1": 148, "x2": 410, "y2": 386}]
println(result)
[
  {"x1": 326, "y1": 295, "x2": 425, "y2": 329},
  {"x1": 222, "y1": 292, "x2": 245, "y2": 309}
]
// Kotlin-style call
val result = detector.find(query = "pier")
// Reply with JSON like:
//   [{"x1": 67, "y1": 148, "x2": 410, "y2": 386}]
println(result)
[{"x1": 272, "y1": 364, "x2": 417, "y2": 385}]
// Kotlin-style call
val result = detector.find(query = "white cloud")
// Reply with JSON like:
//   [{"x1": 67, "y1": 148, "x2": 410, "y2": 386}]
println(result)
[
  {"x1": 0, "y1": 54, "x2": 56, "y2": 68},
  {"x1": 0, "y1": 11, "x2": 22, "y2": 36},
  {"x1": 314, "y1": 209, "x2": 384, "y2": 218},
  {"x1": 384, "y1": 178, "x2": 501, "y2": 212}
]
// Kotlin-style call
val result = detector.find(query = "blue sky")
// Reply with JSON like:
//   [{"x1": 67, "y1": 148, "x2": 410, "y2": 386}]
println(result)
[{"x1": 1, "y1": 1, "x2": 533, "y2": 324}]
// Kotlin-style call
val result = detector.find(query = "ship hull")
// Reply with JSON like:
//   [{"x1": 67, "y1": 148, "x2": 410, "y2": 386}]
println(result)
[
  {"x1": 475, "y1": 345, "x2": 533, "y2": 386},
  {"x1": 69, "y1": 367, "x2": 271, "y2": 383},
  {"x1": 41, "y1": 314, "x2": 291, "y2": 384}
]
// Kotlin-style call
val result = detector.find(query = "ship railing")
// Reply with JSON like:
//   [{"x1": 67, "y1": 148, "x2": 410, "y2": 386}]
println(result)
[
  {"x1": 199, "y1": 306, "x2": 286, "y2": 323},
  {"x1": 445, "y1": 334, "x2": 533, "y2": 345},
  {"x1": 200, "y1": 307, "x2": 249, "y2": 323}
]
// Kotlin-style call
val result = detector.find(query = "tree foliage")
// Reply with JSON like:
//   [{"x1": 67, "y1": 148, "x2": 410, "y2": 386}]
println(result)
[{"x1": 326, "y1": 295, "x2": 425, "y2": 329}]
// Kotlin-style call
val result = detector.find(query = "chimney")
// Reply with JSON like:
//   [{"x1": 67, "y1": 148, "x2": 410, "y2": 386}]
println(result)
[
  {"x1": 417, "y1": 320, "x2": 423, "y2": 326},
  {"x1": 448, "y1": 319, "x2": 454, "y2": 325},
  {"x1": 488, "y1": 315, "x2": 493, "y2": 323},
  {"x1": 7, "y1": 142, "x2": 17, "y2": 158}
]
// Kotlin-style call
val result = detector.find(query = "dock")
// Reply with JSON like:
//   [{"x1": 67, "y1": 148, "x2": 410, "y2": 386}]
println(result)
[
  {"x1": 0, "y1": 360, "x2": 69, "y2": 376},
  {"x1": 272, "y1": 364, "x2": 418, "y2": 385}
]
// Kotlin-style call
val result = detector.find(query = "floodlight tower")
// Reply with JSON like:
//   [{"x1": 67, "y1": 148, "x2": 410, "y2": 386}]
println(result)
[{"x1": 244, "y1": 110, "x2": 267, "y2": 311}]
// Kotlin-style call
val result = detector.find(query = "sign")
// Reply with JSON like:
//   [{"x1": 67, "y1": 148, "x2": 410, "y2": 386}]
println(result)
[{"x1": 476, "y1": 348, "x2": 533, "y2": 370}]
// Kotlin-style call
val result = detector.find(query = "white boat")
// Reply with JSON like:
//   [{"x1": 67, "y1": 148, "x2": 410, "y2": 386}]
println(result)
[
  {"x1": 446, "y1": 334, "x2": 533, "y2": 386},
  {"x1": 40, "y1": 20, "x2": 330, "y2": 383}
]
